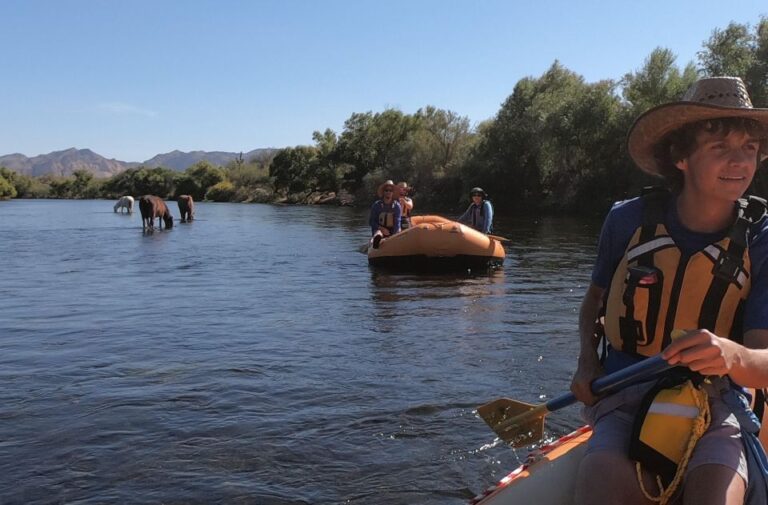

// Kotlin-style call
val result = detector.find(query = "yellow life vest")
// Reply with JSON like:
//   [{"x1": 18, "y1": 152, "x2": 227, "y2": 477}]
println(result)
[
  {"x1": 603, "y1": 193, "x2": 765, "y2": 357},
  {"x1": 378, "y1": 205, "x2": 396, "y2": 229}
]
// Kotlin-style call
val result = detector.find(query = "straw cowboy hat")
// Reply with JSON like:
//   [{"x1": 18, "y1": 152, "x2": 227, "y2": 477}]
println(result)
[
  {"x1": 627, "y1": 76, "x2": 768, "y2": 176},
  {"x1": 377, "y1": 180, "x2": 396, "y2": 198}
]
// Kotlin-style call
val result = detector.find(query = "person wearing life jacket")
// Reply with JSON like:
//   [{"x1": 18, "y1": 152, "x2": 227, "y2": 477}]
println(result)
[
  {"x1": 569, "y1": 77, "x2": 768, "y2": 505},
  {"x1": 458, "y1": 187, "x2": 493, "y2": 234},
  {"x1": 397, "y1": 181, "x2": 414, "y2": 230},
  {"x1": 369, "y1": 180, "x2": 402, "y2": 249}
]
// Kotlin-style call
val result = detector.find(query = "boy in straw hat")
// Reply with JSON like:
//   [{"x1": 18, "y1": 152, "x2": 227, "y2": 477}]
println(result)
[
  {"x1": 570, "y1": 77, "x2": 768, "y2": 505},
  {"x1": 369, "y1": 180, "x2": 402, "y2": 248}
]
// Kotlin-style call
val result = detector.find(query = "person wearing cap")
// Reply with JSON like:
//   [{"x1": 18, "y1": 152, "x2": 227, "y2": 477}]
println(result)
[
  {"x1": 397, "y1": 181, "x2": 414, "y2": 230},
  {"x1": 369, "y1": 180, "x2": 402, "y2": 249},
  {"x1": 458, "y1": 187, "x2": 493, "y2": 234},
  {"x1": 570, "y1": 76, "x2": 768, "y2": 505}
]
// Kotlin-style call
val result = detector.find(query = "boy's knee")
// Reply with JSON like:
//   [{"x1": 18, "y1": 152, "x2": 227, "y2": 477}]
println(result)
[{"x1": 575, "y1": 452, "x2": 657, "y2": 505}]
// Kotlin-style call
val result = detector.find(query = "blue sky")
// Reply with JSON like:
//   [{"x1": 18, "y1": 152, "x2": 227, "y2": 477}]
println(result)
[{"x1": 1, "y1": 0, "x2": 766, "y2": 162}]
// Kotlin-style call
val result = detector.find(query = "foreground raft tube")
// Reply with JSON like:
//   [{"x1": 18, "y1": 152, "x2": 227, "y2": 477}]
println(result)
[
  {"x1": 367, "y1": 215, "x2": 505, "y2": 271},
  {"x1": 471, "y1": 426, "x2": 591, "y2": 505}
]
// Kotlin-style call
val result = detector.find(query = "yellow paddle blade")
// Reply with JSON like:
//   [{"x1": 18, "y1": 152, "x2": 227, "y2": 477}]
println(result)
[{"x1": 477, "y1": 398, "x2": 547, "y2": 448}]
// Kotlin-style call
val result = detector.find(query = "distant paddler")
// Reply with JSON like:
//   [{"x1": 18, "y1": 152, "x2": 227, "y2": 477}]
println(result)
[{"x1": 368, "y1": 180, "x2": 402, "y2": 249}]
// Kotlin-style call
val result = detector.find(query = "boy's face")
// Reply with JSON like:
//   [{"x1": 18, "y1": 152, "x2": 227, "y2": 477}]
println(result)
[{"x1": 675, "y1": 129, "x2": 761, "y2": 203}]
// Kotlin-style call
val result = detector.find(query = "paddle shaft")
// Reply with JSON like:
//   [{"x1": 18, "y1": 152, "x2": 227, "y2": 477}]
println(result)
[
  {"x1": 547, "y1": 354, "x2": 671, "y2": 411},
  {"x1": 493, "y1": 355, "x2": 672, "y2": 433}
]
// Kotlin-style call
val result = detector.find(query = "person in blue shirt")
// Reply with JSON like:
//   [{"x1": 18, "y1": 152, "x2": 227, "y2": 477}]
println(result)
[
  {"x1": 570, "y1": 77, "x2": 768, "y2": 505},
  {"x1": 458, "y1": 187, "x2": 493, "y2": 233},
  {"x1": 369, "y1": 180, "x2": 401, "y2": 249}
]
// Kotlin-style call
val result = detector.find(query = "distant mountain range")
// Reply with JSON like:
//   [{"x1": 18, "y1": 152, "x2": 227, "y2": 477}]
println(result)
[{"x1": 0, "y1": 147, "x2": 280, "y2": 178}]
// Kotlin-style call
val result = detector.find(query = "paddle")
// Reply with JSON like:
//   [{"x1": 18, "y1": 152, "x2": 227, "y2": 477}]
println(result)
[
  {"x1": 488, "y1": 234, "x2": 512, "y2": 243},
  {"x1": 477, "y1": 354, "x2": 672, "y2": 447}
]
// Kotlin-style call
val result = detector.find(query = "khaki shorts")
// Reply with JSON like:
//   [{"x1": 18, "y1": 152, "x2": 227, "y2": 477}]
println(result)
[{"x1": 582, "y1": 381, "x2": 748, "y2": 484}]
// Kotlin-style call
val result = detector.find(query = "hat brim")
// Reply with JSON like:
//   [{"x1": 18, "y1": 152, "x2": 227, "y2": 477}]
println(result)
[{"x1": 627, "y1": 102, "x2": 768, "y2": 176}]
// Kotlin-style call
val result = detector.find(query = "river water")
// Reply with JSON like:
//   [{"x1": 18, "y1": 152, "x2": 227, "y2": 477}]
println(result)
[{"x1": 0, "y1": 199, "x2": 603, "y2": 504}]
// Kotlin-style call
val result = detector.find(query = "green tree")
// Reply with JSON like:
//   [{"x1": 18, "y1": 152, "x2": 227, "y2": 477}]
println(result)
[
  {"x1": 0, "y1": 167, "x2": 34, "y2": 197},
  {"x1": 465, "y1": 62, "x2": 583, "y2": 211},
  {"x1": 101, "y1": 166, "x2": 177, "y2": 198},
  {"x1": 699, "y1": 18, "x2": 768, "y2": 107},
  {"x1": 269, "y1": 146, "x2": 318, "y2": 195},
  {"x1": 311, "y1": 128, "x2": 342, "y2": 192},
  {"x1": 205, "y1": 180, "x2": 237, "y2": 202},
  {"x1": 621, "y1": 48, "x2": 698, "y2": 115},
  {"x1": 333, "y1": 109, "x2": 419, "y2": 192},
  {"x1": 0, "y1": 175, "x2": 17, "y2": 199},
  {"x1": 699, "y1": 22, "x2": 756, "y2": 80},
  {"x1": 175, "y1": 161, "x2": 225, "y2": 200},
  {"x1": 751, "y1": 19, "x2": 768, "y2": 107},
  {"x1": 398, "y1": 107, "x2": 475, "y2": 208},
  {"x1": 70, "y1": 170, "x2": 99, "y2": 199}
]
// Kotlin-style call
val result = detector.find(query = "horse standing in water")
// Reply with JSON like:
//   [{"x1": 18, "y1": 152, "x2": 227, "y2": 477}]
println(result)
[
  {"x1": 177, "y1": 195, "x2": 194, "y2": 222},
  {"x1": 138, "y1": 195, "x2": 174, "y2": 231},
  {"x1": 114, "y1": 195, "x2": 134, "y2": 214}
]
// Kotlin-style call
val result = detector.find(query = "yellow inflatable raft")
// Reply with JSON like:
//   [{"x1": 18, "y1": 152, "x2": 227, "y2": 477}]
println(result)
[{"x1": 367, "y1": 215, "x2": 505, "y2": 271}]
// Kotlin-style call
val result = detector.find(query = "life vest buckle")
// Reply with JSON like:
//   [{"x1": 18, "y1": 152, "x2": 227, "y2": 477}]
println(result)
[
  {"x1": 712, "y1": 253, "x2": 743, "y2": 283},
  {"x1": 623, "y1": 265, "x2": 659, "y2": 306},
  {"x1": 627, "y1": 265, "x2": 660, "y2": 286}
]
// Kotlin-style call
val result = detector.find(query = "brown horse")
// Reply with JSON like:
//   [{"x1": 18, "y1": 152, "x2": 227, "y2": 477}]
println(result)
[
  {"x1": 139, "y1": 195, "x2": 174, "y2": 231},
  {"x1": 177, "y1": 195, "x2": 194, "y2": 223}
]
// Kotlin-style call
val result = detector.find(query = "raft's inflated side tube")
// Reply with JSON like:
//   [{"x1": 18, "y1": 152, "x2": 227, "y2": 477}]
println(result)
[
  {"x1": 367, "y1": 215, "x2": 505, "y2": 271},
  {"x1": 471, "y1": 426, "x2": 592, "y2": 505}
]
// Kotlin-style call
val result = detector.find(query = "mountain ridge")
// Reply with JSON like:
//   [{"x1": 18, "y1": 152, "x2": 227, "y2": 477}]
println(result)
[{"x1": 0, "y1": 147, "x2": 280, "y2": 177}]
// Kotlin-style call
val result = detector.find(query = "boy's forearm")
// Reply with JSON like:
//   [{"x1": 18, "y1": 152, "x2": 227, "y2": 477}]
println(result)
[{"x1": 732, "y1": 329, "x2": 768, "y2": 387}]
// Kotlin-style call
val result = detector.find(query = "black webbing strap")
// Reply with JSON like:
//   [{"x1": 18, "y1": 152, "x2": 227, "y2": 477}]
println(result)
[
  {"x1": 621, "y1": 190, "x2": 668, "y2": 354},
  {"x1": 699, "y1": 197, "x2": 766, "y2": 332}
]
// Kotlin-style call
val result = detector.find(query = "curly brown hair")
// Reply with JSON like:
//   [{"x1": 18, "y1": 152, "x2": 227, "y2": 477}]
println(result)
[{"x1": 652, "y1": 117, "x2": 768, "y2": 192}]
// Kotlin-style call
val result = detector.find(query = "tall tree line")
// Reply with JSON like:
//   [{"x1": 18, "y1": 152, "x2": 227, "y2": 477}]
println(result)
[{"x1": 1, "y1": 18, "x2": 766, "y2": 212}]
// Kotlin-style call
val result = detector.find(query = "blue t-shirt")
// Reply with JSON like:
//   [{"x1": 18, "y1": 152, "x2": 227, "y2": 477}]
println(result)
[
  {"x1": 458, "y1": 200, "x2": 493, "y2": 233},
  {"x1": 592, "y1": 195, "x2": 768, "y2": 332}
]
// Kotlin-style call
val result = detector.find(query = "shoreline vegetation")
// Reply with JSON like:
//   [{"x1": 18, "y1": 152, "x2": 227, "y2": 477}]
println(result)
[{"x1": 1, "y1": 19, "x2": 766, "y2": 215}]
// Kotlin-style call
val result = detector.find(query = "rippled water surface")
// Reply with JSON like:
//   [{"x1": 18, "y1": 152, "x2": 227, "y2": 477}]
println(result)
[{"x1": 0, "y1": 199, "x2": 603, "y2": 504}]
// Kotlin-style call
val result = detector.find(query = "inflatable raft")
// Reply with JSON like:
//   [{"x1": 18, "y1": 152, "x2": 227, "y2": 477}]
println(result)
[
  {"x1": 367, "y1": 215, "x2": 505, "y2": 271},
  {"x1": 470, "y1": 426, "x2": 591, "y2": 505}
]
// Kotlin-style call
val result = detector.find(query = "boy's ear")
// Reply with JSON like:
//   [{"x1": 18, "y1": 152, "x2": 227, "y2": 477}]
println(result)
[{"x1": 674, "y1": 158, "x2": 688, "y2": 172}]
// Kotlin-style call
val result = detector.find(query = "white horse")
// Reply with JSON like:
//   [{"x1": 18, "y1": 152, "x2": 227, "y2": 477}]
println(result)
[{"x1": 114, "y1": 195, "x2": 134, "y2": 214}]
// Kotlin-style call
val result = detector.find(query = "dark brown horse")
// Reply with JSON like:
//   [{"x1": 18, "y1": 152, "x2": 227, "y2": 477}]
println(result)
[
  {"x1": 139, "y1": 195, "x2": 174, "y2": 231},
  {"x1": 177, "y1": 195, "x2": 194, "y2": 223}
]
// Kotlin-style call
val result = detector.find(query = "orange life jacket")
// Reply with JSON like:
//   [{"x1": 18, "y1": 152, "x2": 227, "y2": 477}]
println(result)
[
  {"x1": 603, "y1": 192, "x2": 765, "y2": 357},
  {"x1": 378, "y1": 205, "x2": 396, "y2": 229}
]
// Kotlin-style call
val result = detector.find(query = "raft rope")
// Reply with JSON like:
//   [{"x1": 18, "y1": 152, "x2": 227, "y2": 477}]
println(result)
[{"x1": 636, "y1": 380, "x2": 711, "y2": 504}]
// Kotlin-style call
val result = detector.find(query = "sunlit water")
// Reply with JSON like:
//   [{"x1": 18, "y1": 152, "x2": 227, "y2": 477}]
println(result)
[{"x1": 0, "y1": 199, "x2": 603, "y2": 504}]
